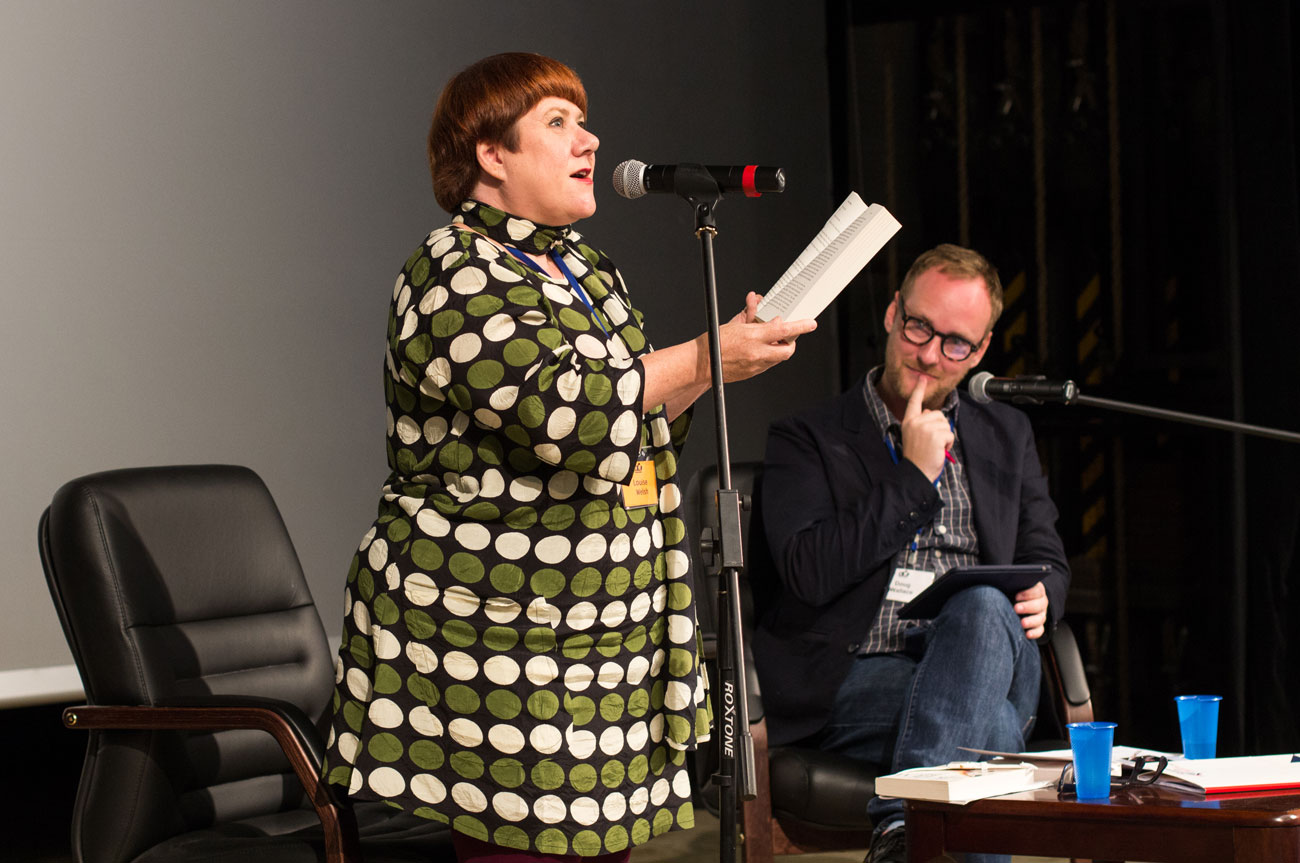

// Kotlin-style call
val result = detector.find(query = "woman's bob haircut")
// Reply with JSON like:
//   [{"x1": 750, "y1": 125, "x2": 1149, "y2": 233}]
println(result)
[{"x1": 428, "y1": 53, "x2": 588, "y2": 214}]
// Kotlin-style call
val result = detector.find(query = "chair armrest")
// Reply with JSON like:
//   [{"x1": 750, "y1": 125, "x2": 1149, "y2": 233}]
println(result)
[
  {"x1": 62, "y1": 700, "x2": 360, "y2": 863},
  {"x1": 742, "y1": 714, "x2": 778, "y2": 863},
  {"x1": 1042, "y1": 619, "x2": 1094, "y2": 724},
  {"x1": 155, "y1": 694, "x2": 328, "y2": 769}
]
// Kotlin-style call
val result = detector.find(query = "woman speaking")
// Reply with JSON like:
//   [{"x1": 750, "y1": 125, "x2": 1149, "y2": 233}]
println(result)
[{"x1": 323, "y1": 53, "x2": 813, "y2": 862}]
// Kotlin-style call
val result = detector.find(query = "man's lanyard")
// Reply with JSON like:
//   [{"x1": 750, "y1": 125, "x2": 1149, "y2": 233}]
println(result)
[
  {"x1": 882, "y1": 414, "x2": 955, "y2": 558},
  {"x1": 881, "y1": 416, "x2": 955, "y2": 482},
  {"x1": 505, "y1": 246, "x2": 611, "y2": 337}
]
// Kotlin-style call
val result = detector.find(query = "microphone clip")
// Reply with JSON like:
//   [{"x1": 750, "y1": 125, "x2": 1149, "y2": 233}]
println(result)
[{"x1": 671, "y1": 164, "x2": 722, "y2": 231}]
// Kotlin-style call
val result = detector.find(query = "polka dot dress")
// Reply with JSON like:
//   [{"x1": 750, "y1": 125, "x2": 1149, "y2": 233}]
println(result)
[{"x1": 323, "y1": 201, "x2": 710, "y2": 856}]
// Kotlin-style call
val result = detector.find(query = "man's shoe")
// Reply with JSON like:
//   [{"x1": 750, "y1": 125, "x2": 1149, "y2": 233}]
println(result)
[{"x1": 865, "y1": 823, "x2": 907, "y2": 863}]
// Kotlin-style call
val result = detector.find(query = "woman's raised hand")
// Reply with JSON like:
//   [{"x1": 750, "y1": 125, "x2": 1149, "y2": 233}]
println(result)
[
  {"x1": 713, "y1": 291, "x2": 817, "y2": 383},
  {"x1": 642, "y1": 292, "x2": 817, "y2": 420}
]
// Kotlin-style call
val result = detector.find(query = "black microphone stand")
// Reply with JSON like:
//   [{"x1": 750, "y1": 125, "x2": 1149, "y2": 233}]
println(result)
[
  {"x1": 1016, "y1": 380, "x2": 1299, "y2": 761},
  {"x1": 670, "y1": 164, "x2": 757, "y2": 863},
  {"x1": 1067, "y1": 393, "x2": 1300, "y2": 444},
  {"x1": 1000, "y1": 377, "x2": 1300, "y2": 443}
]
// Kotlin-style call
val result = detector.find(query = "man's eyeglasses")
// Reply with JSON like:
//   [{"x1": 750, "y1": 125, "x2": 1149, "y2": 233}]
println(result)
[
  {"x1": 897, "y1": 298, "x2": 984, "y2": 362},
  {"x1": 1056, "y1": 755, "x2": 1169, "y2": 797}
]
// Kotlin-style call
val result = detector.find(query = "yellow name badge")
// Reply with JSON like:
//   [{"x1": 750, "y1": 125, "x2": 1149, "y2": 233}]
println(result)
[{"x1": 621, "y1": 459, "x2": 658, "y2": 509}]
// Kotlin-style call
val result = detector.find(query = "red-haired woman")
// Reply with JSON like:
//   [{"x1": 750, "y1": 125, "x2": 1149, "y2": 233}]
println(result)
[{"x1": 323, "y1": 53, "x2": 813, "y2": 863}]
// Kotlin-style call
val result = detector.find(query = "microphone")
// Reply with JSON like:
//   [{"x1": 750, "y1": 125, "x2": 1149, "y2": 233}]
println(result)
[
  {"x1": 611, "y1": 159, "x2": 785, "y2": 200},
  {"x1": 968, "y1": 371, "x2": 1079, "y2": 405}
]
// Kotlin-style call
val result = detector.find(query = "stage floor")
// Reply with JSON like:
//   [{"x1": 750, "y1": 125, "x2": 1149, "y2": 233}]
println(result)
[{"x1": 639, "y1": 809, "x2": 1074, "y2": 863}]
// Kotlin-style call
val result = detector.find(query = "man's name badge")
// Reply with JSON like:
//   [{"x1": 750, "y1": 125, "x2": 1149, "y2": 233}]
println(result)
[
  {"x1": 885, "y1": 567, "x2": 935, "y2": 603},
  {"x1": 621, "y1": 458, "x2": 658, "y2": 509}
]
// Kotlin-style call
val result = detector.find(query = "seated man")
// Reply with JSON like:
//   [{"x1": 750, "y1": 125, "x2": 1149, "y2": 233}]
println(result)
[{"x1": 753, "y1": 244, "x2": 1070, "y2": 863}]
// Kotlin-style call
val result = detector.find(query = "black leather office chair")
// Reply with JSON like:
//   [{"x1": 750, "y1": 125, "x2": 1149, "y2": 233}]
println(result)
[
  {"x1": 39, "y1": 465, "x2": 453, "y2": 863},
  {"x1": 684, "y1": 462, "x2": 1093, "y2": 863}
]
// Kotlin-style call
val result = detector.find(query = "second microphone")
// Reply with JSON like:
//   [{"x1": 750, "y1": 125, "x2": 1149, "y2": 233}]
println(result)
[{"x1": 968, "y1": 371, "x2": 1079, "y2": 405}]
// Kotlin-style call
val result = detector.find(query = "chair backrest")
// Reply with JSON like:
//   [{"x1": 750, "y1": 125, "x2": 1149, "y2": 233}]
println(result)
[{"x1": 40, "y1": 465, "x2": 335, "y2": 863}]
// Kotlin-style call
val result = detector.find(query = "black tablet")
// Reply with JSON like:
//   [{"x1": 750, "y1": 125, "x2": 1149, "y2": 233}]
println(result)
[{"x1": 896, "y1": 564, "x2": 1050, "y2": 620}]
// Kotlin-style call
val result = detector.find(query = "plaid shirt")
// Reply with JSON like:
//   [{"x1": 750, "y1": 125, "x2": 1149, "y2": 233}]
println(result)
[{"x1": 860, "y1": 367, "x2": 980, "y2": 655}]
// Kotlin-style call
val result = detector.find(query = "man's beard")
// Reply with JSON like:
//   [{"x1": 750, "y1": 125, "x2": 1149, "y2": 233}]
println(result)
[{"x1": 881, "y1": 354, "x2": 959, "y2": 411}]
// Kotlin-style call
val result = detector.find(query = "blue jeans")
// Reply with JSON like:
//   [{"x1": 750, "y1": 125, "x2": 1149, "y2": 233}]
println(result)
[{"x1": 813, "y1": 586, "x2": 1041, "y2": 863}]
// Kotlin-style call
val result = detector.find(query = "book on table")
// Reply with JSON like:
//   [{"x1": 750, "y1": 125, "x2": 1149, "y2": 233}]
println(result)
[
  {"x1": 962, "y1": 747, "x2": 1300, "y2": 796},
  {"x1": 754, "y1": 192, "x2": 901, "y2": 323},
  {"x1": 1156, "y1": 755, "x2": 1300, "y2": 794},
  {"x1": 874, "y1": 761, "x2": 1052, "y2": 804},
  {"x1": 958, "y1": 745, "x2": 1171, "y2": 765}
]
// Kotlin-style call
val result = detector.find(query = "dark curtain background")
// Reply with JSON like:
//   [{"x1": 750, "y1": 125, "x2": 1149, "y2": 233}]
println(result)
[
  {"x1": 827, "y1": 0, "x2": 1300, "y2": 752},
  {"x1": 1233, "y1": 1, "x2": 1300, "y2": 753}
]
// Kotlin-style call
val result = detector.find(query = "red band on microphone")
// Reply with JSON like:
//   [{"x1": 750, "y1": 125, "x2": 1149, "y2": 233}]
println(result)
[{"x1": 742, "y1": 164, "x2": 760, "y2": 197}]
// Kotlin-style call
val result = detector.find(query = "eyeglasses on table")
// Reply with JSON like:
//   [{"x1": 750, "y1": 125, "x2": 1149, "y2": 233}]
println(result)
[{"x1": 1056, "y1": 754, "x2": 1170, "y2": 798}]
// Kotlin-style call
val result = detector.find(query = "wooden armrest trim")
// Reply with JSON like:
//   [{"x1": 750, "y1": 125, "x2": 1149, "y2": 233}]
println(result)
[{"x1": 63, "y1": 704, "x2": 361, "y2": 863}]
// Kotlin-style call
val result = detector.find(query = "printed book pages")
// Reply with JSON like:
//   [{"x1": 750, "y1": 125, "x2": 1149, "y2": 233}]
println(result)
[
  {"x1": 875, "y1": 761, "x2": 1051, "y2": 804},
  {"x1": 958, "y1": 745, "x2": 1171, "y2": 764},
  {"x1": 960, "y1": 747, "x2": 1300, "y2": 796},
  {"x1": 754, "y1": 193, "x2": 901, "y2": 323},
  {"x1": 1157, "y1": 755, "x2": 1300, "y2": 794}
]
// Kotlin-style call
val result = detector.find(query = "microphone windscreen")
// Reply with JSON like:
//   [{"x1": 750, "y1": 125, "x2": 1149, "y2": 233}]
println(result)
[
  {"x1": 612, "y1": 160, "x2": 648, "y2": 199},
  {"x1": 968, "y1": 371, "x2": 994, "y2": 404}
]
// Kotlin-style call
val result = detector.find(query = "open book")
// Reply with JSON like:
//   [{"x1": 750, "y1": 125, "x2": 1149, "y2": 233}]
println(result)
[
  {"x1": 959, "y1": 745, "x2": 1176, "y2": 765},
  {"x1": 875, "y1": 761, "x2": 1052, "y2": 804},
  {"x1": 755, "y1": 193, "x2": 901, "y2": 323},
  {"x1": 1157, "y1": 755, "x2": 1300, "y2": 795},
  {"x1": 962, "y1": 747, "x2": 1300, "y2": 796}
]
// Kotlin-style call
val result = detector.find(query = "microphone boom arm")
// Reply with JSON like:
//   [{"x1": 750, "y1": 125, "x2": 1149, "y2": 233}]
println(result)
[
  {"x1": 970, "y1": 371, "x2": 1300, "y2": 443},
  {"x1": 1072, "y1": 393, "x2": 1300, "y2": 444}
]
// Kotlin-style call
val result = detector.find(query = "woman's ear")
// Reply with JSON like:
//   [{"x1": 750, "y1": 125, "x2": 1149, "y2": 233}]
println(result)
[{"x1": 476, "y1": 139, "x2": 507, "y2": 183}]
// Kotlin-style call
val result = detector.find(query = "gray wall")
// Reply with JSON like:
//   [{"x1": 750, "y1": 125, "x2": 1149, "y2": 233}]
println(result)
[{"x1": 0, "y1": 1, "x2": 836, "y2": 681}]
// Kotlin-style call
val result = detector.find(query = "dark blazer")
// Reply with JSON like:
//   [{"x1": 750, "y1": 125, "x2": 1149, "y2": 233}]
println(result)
[{"x1": 752, "y1": 376, "x2": 1071, "y2": 746}]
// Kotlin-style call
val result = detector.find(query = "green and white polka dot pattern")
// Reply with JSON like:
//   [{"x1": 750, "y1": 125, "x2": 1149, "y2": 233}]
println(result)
[{"x1": 323, "y1": 201, "x2": 710, "y2": 856}]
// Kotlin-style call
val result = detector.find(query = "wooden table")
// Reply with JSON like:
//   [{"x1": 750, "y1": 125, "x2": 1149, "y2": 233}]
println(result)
[{"x1": 905, "y1": 785, "x2": 1300, "y2": 862}]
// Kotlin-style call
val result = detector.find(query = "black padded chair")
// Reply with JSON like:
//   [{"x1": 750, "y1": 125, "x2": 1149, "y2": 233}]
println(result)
[
  {"x1": 39, "y1": 465, "x2": 453, "y2": 863},
  {"x1": 684, "y1": 461, "x2": 1093, "y2": 863}
]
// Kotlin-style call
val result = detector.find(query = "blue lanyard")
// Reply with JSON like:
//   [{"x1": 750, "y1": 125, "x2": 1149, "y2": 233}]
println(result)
[
  {"x1": 883, "y1": 415, "x2": 955, "y2": 556},
  {"x1": 881, "y1": 416, "x2": 955, "y2": 485},
  {"x1": 505, "y1": 246, "x2": 610, "y2": 337}
]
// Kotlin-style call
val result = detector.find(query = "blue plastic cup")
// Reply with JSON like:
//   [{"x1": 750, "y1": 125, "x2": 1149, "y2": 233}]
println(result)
[
  {"x1": 1175, "y1": 695, "x2": 1222, "y2": 759},
  {"x1": 1067, "y1": 721, "x2": 1117, "y2": 799}
]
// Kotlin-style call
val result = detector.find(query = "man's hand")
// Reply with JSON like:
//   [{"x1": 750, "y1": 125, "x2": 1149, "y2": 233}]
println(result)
[
  {"x1": 899, "y1": 378, "x2": 954, "y2": 481},
  {"x1": 1014, "y1": 581, "x2": 1049, "y2": 640}
]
